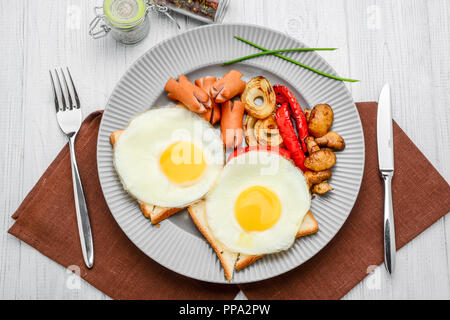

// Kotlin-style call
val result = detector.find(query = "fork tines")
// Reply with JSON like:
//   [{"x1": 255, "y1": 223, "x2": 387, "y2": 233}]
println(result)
[{"x1": 49, "y1": 67, "x2": 80, "y2": 112}]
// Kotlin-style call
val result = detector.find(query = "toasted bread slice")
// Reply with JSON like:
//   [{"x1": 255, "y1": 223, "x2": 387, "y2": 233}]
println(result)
[
  {"x1": 235, "y1": 211, "x2": 318, "y2": 271},
  {"x1": 188, "y1": 201, "x2": 238, "y2": 282},
  {"x1": 109, "y1": 130, "x2": 124, "y2": 146},
  {"x1": 296, "y1": 210, "x2": 319, "y2": 237},
  {"x1": 138, "y1": 201, "x2": 184, "y2": 225},
  {"x1": 188, "y1": 201, "x2": 319, "y2": 280},
  {"x1": 110, "y1": 130, "x2": 184, "y2": 224}
]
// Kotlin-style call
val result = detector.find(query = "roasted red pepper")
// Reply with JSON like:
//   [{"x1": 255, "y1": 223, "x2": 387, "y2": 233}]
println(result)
[
  {"x1": 227, "y1": 146, "x2": 291, "y2": 162},
  {"x1": 275, "y1": 103, "x2": 307, "y2": 172},
  {"x1": 274, "y1": 85, "x2": 289, "y2": 105},
  {"x1": 273, "y1": 85, "x2": 309, "y2": 152}
]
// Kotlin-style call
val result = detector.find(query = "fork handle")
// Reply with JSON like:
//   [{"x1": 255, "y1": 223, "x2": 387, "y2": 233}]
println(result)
[{"x1": 68, "y1": 134, "x2": 94, "y2": 268}]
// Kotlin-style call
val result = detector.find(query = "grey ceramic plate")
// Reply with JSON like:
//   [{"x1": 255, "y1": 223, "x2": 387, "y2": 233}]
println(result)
[{"x1": 97, "y1": 24, "x2": 365, "y2": 284}]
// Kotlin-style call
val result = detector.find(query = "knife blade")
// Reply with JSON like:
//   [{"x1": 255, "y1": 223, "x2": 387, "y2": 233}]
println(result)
[{"x1": 377, "y1": 83, "x2": 396, "y2": 274}]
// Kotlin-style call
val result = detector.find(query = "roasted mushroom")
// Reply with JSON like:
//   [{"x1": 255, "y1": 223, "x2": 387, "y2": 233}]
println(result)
[
  {"x1": 308, "y1": 104, "x2": 334, "y2": 138},
  {"x1": 305, "y1": 136, "x2": 320, "y2": 154},
  {"x1": 304, "y1": 108, "x2": 311, "y2": 123},
  {"x1": 312, "y1": 181, "x2": 334, "y2": 194},
  {"x1": 304, "y1": 148, "x2": 336, "y2": 171},
  {"x1": 304, "y1": 169, "x2": 332, "y2": 188},
  {"x1": 315, "y1": 131, "x2": 345, "y2": 150}
]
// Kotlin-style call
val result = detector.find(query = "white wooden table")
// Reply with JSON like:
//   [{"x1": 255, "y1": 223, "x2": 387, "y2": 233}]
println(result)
[{"x1": 1, "y1": 0, "x2": 449, "y2": 300}]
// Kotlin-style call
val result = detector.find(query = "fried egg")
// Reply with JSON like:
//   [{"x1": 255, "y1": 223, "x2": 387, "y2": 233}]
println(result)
[
  {"x1": 205, "y1": 151, "x2": 311, "y2": 255},
  {"x1": 113, "y1": 106, "x2": 224, "y2": 208}
]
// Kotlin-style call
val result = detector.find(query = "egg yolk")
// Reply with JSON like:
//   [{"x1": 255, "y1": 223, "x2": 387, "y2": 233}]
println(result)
[
  {"x1": 234, "y1": 186, "x2": 281, "y2": 232},
  {"x1": 159, "y1": 141, "x2": 206, "y2": 185}
]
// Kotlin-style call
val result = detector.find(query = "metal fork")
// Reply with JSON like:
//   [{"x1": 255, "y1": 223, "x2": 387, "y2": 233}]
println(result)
[{"x1": 49, "y1": 68, "x2": 94, "y2": 268}]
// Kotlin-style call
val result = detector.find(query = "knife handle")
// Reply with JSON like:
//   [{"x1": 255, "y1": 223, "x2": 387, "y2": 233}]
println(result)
[{"x1": 382, "y1": 171, "x2": 395, "y2": 274}]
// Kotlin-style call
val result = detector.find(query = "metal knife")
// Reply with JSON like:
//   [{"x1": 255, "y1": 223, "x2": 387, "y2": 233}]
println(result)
[{"x1": 377, "y1": 83, "x2": 396, "y2": 274}]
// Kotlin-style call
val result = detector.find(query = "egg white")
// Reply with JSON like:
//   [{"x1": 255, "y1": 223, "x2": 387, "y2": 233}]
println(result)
[
  {"x1": 205, "y1": 151, "x2": 311, "y2": 255},
  {"x1": 113, "y1": 106, "x2": 224, "y2": 208}
]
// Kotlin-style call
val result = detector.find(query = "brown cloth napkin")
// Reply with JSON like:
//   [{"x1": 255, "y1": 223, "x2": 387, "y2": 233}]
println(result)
[
  {"x1": 7, "y1": 111, "x2": 239, "y2": 300},
  {"x1": 240, "y1": 102, "x2": 450, "y2": 299},
  {"x1": 8, "y1": 102, "x2": 450, "y2": 300}
]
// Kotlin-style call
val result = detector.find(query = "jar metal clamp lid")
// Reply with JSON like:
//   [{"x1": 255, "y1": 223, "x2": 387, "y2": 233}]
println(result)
[{"x1": 88, "y1": 0, "x2": 180, "y2": 43}]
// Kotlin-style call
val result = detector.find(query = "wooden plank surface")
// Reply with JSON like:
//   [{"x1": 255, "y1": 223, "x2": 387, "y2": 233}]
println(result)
[{"x1": 0, "y1": 0, "x2": 448, "y2": 299}]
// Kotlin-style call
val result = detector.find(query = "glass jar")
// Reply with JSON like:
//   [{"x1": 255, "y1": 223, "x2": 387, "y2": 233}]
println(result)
[
  {"x1": 89, "y1": 0, "x2": 151, "y2": 45},
  {"x1": 89, "y1": 0, "x2": 230, "y2": 44}
]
